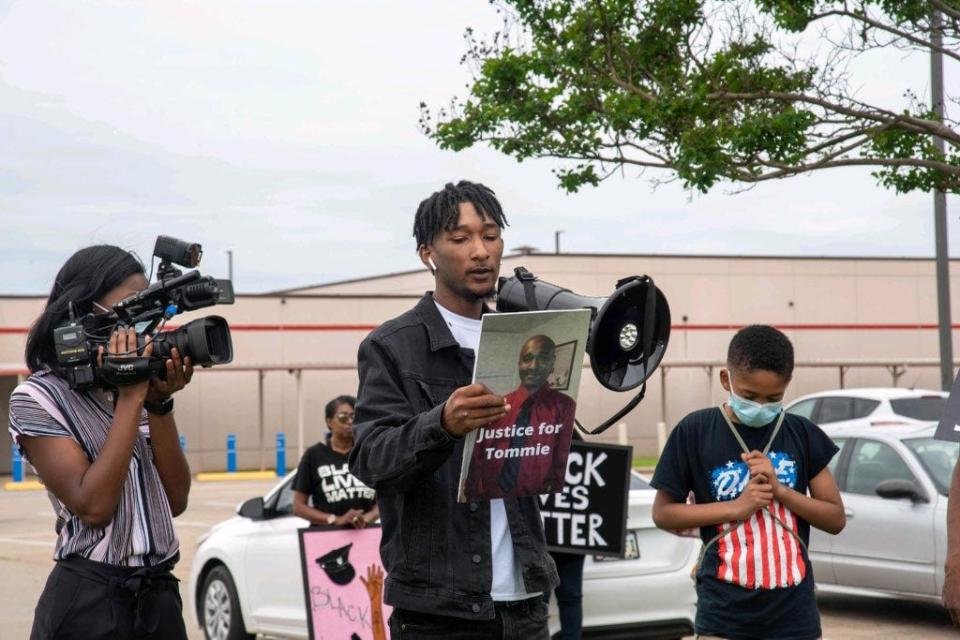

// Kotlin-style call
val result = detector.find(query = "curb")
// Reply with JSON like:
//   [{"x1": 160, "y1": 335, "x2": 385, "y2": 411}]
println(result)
[
  {"x1": 4, "y1": 480, "x2": 44, "y2": 491},
  {"x1": 196, "y1": 471, "x2": 279, "y2": 482}
]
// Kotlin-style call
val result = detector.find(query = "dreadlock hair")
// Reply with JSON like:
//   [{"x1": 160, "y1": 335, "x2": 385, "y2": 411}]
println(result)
[
  {"x1": 726, "y1": 325, "x2": 795, "y2": 380},
  {"x1": 413, "y1": 180, "x2": 508, "y2": 248}
]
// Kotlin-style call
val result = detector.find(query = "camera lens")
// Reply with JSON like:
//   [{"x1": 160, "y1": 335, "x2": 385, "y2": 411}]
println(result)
[{"x1": 151, "y1": 316, "x2": 233, "y2": 368}]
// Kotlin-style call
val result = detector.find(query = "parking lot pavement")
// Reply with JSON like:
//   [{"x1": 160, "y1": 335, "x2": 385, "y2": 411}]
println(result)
[
  {"x1": 819, "y1": 592, "x2": 955, "y2": 639},
  {"x1": 0, "y1": 477, "x2": 279, "y2": 640},
  {"x1": 2, "y1": 476, "x2": 957, "y2": 640}
]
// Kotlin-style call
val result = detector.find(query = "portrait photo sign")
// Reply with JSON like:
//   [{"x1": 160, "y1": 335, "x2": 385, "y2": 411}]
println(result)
[
  {"x1": 540, "y1": 441, "x2": 633, "y2": 557},
  {"x1": 299, "y1": 525, "x2": 391, "y2": 640},
  {"x1": 457, "y1": 308, "x2": 592, "y2": 502}
]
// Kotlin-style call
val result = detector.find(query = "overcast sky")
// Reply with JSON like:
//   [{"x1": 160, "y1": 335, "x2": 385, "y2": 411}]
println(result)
[{"x1": 0, "y1": 0, "x2": 957, "y2": 295}]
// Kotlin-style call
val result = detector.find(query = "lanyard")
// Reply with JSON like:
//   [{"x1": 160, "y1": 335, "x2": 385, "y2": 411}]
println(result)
[{"x1": 693, "y1": 406, "x2": 805, "y2": 580}]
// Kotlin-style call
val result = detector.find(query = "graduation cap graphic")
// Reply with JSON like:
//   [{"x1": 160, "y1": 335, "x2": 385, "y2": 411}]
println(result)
[{"x1": 315, "y1": 543, "x2": 356, "y2": 586}]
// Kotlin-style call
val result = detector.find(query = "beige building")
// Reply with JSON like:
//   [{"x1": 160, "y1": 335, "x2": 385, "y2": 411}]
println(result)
[{"x1": 2, "y1": 251, "x2": 958, "y2": 474}]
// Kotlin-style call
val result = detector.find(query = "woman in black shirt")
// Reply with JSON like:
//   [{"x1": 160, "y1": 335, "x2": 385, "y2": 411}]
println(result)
[{"x1": 293, "y1": 395, "x2": 379, "y2": 527}]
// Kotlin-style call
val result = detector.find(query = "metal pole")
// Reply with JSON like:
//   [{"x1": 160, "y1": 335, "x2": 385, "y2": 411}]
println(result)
[
  {"x1": 554, "y1": 230, "x2": 564, "y2": 254},
  {"x1": 932, "y1": 8, "x2": 953, "y2": 390},
  {"x1": 296, "y1": 369, "x2": 304, "y2": 462},
  {"x1": 226, "y1": 249, "x2": 234, "y2": 284},
  {"x1": 258, "y1": 370, "x2": 265, "y2": 471}
]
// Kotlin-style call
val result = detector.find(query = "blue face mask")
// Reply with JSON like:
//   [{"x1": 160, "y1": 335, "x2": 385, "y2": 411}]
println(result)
[{"x1": 728, "y1": 388, "x2": 782, "y2": 428}]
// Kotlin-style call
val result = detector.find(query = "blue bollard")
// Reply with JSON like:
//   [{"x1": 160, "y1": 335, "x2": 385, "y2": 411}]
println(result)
[
  {"x1": 226, "y1": 433, "x2": 237, "y2": 472},
  {"x1": 11, "y1": 442, "x2": 24, "y2": 483},
  {"x1": 276, "y1": 432, "x2": 286, "y2": 477},
  {"x1": 179, "y1": 434, "x2": 187, "y2": 451}
]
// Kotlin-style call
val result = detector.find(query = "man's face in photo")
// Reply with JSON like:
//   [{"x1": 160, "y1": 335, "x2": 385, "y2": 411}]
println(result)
[{"x1": 518, "y1": 336, "x2": 556, "y2": 391}]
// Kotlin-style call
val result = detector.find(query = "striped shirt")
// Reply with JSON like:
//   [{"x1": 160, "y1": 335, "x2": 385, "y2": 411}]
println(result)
[
  {"x1": 7, "y1": 369, "x2": 179, "y2": 567},
  {"x1": 715, "y1": 500, "x2": 806, "y2": 589}
]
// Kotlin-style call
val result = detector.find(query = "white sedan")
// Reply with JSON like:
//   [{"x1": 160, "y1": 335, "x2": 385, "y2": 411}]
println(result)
[
  {"x1": 188, "y1": 472, "x2": 697, "y2": 639},
  {"x1": 809, "y1": 422, "x2": 957, "y2": 602},
  {"x1": 786, "y1": 388, "x2": 947, "y2": 431}
]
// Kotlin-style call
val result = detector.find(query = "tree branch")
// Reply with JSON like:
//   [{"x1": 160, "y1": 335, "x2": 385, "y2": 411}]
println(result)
[
  {"x1": 931, "y1": 0, "x2": 960, "y2": 23},
  {"x1": 807, "y1": 8, "x2": 960, "y2": 63},
  {"x1": 706, "y1": 90, "x2": 960, "y2": 145}
]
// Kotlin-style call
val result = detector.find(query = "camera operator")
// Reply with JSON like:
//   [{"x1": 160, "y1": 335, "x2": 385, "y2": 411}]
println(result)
[{"x1": 8, "y1": 245, "x2": 194, "y2": 640}]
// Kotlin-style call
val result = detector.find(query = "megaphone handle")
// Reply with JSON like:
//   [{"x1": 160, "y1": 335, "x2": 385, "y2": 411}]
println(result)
[
  {"x1": 574, "y1": 383, "x2": 646, "y2": 435},
  {"x1": 515, "y1": 267, "x2": 539, "y2": 311},
  {"x1": 641, "y1": 276, "x2": 657, "y2": 364}
]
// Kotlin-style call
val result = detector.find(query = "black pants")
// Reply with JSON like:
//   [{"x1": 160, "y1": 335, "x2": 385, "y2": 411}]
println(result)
[
  {"x1": 30, "y1": 555, "x2": 188, "y2": 640},
  {"x1": 543, "y1": 551, "x2": 585, "y2": 640},
  {"x1": 389, "y1": 597, "x2": 550, "y2": 639}
]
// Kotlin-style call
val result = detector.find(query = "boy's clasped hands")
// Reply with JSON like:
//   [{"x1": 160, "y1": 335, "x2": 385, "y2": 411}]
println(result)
[{"x1": 733, "y1": 451, "x2": 782, "y2": 520}]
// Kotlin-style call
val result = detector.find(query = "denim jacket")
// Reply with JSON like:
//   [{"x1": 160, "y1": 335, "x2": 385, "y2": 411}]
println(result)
[{"x1": 348, "y1": 293, "x2": 559, "y2": 619}]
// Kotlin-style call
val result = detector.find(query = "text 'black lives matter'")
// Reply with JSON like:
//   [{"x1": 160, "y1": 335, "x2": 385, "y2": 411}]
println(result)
[{"x1": 539, "y1": 441, "x2": 632, "y2": 557}]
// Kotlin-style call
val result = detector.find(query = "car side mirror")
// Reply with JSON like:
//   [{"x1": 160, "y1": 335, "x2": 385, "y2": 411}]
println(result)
[
  {"x1": 238, "y1": 497, "x2": 266, "y2": 519},
  {"x1": 875, "y1": 479, "x2": 929, "y2": 503}
]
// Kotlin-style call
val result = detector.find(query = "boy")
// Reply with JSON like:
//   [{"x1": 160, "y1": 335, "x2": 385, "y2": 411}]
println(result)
[{"x1": 651, "y1": 325, "x2": 845, "y2": 640}]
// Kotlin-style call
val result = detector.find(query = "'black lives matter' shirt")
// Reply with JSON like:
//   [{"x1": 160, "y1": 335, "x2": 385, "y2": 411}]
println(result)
[
  {"x1": 651, "y1": 408, "x2": 838, "y2": 640},
  {"x1": 294, "y1": 443, "x2": 376, "y2": 516}
]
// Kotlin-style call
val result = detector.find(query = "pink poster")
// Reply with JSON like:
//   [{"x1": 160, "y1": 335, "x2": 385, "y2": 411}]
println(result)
[{"x1": 298, "y1": 526, "x2": 391, "y2": 640}]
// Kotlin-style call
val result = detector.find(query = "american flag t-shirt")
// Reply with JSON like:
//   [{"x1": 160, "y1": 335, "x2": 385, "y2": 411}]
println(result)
[{"x1": 709, "y1": 452, "x2": 805, "y2": 589}]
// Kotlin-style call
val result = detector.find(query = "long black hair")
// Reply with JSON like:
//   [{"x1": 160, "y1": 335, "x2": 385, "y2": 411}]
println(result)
[{"x1": 25, "y1": 245, "x2": 145, "y2": 374}]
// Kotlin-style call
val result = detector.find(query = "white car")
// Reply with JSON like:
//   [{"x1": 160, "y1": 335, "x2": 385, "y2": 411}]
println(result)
[
  {"x1": 786, "y1": 388, "x2": 947, "y2": 431},
  {"x1": 809, "y1": 422, "x2": 957, "y2": 602},
  {"x1": 189, "y1": 472, "x2": 697, "y2": 640}
]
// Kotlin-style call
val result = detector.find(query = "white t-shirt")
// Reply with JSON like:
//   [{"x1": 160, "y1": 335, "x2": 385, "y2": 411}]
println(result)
[{"x1": 434, "y1": 300, "x2": 534, "y2": 601}]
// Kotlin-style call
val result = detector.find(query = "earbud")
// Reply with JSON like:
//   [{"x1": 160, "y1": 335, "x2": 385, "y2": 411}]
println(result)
[{"x1": 428, "y1": 257, "x2": 438, "y2": 272}]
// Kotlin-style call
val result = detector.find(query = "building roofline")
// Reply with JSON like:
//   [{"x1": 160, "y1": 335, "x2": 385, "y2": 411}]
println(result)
[
  {"x1": 267, "y1": 270, "x2": 426, "y2": 295},
  {"x1": 5, "y1": 251, "x2": 957, "y2": 298},
  {"x1": 270, "y1": 251, "x2": 960, "y2": 294}
]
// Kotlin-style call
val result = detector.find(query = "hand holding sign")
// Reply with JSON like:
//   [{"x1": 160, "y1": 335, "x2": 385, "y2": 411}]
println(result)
[{"x1": 442, "y1": 384, "x2": 509, "y2": 437}]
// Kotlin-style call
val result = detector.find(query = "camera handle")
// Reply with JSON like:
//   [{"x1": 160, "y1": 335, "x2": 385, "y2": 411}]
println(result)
[{"x1": 156, "y1": 259, "x2": 182, "y2": 281}]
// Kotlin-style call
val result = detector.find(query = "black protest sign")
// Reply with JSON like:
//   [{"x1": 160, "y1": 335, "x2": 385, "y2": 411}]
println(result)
[
  {"x1": 935, "y1": 369, "x2": 960, "y2": 442},
  {"x1": 539, "y1": 440, "x2": 632, "y2": 557}
]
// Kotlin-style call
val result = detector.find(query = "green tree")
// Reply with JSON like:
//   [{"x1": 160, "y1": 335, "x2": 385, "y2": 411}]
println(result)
[{"x1": 421, "y1": 0, "x2": 960, "y2": 194}]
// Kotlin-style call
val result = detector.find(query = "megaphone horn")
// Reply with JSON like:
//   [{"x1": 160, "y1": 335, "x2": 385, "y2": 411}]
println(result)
[
  {"x1": 497, "y1": 267, "x2": 671, "y2": 391},
  {"x1": 497, "y1": 267, "x2": 671, "y2": 434}
]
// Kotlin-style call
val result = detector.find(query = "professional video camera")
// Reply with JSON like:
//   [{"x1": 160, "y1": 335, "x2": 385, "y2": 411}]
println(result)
[{"x1": 53, "y1": 236, "x2": 235, "y2": 390}]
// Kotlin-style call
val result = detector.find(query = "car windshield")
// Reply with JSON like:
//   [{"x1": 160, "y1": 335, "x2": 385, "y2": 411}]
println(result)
[
  {"x1": 889, "y1": 397, "x2": 947, "y2": 421},
  {"x1": 904, "y1": 437, "x2": 959, "y2": 496}
]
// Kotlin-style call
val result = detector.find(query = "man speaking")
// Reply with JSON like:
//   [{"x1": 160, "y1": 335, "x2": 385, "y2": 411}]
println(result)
[
  {"x1": 349, "y1": 181, "x2": 557, "y2": 639},
  {"x1": 465, "y1": 335, "x2": 577, "y2": 500}
]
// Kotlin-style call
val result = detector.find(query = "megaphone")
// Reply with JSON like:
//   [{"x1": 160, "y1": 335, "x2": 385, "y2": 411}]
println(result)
[{"x1": 496, "y1": 267, "x2": 671, "y2": 433}]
